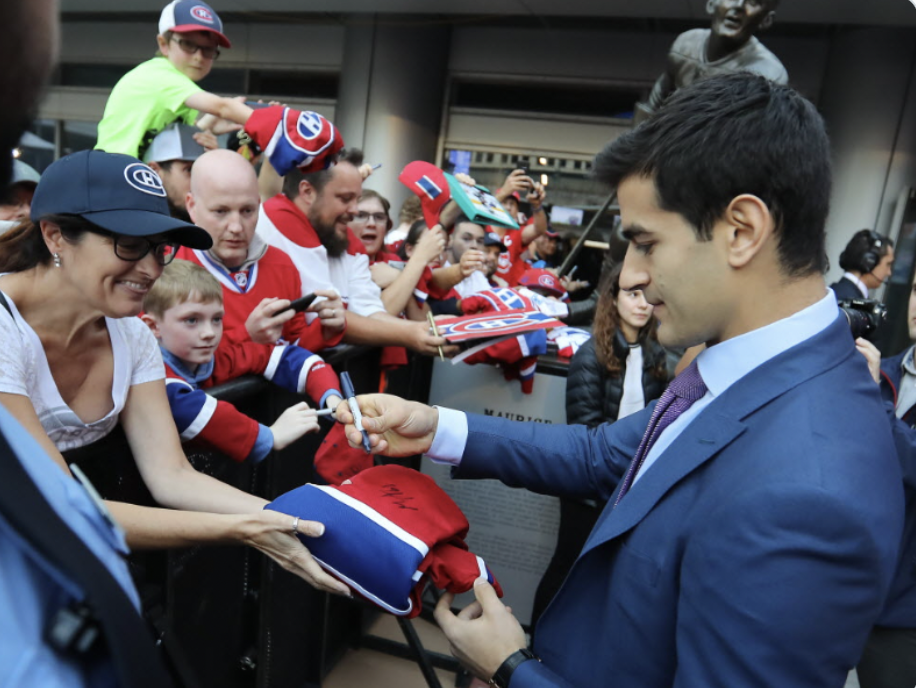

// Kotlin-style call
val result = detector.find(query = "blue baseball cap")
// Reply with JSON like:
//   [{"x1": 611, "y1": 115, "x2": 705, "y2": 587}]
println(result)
[
  {"x1": 30, "y1": 150, "x2": 212, "y2": 250},
  {"x1": 159, "y1": 0, "x2": 230, "y2": 48}
]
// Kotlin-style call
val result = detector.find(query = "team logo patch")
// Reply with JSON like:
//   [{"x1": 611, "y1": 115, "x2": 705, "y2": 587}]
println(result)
[
  {"x1": 539, "y1": 274, "x2": 557, "y2": 290},
  {"x1": 296, "y1": 111, "x2": 325, "y2": 141},
  {"x1": 123, "y1": 163, "x2": 166, "y2": 197},
  {"x1": 414, "y1": 176, "x2": 442, "y2": 201},
  {"x1": 434, "y1": 309, "x2": 560, "y2": 343},
  {"x1": 191, "y1": 5, "x2": 215, "y2": 23},
  {"x1": 233, "y1": 271, "x2": 249, "y2": 288}
]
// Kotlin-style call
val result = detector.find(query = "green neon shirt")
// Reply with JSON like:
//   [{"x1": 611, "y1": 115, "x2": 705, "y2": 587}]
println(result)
[{"x1": 95, "y1": 57, "x2": 202, "y2": 158}]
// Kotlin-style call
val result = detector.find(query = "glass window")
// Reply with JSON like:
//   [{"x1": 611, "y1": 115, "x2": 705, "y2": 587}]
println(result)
[{"x1": 61, "y1": 121, "x2": 99, "y2": 157}]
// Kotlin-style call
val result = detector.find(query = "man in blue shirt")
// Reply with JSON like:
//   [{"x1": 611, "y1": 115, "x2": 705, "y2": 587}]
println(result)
[{"x1": 337, "y1": 73, "x2": 904, "y2": 688}]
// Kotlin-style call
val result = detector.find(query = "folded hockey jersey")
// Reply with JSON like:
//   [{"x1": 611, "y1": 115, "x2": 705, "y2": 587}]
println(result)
[{"x1": 267, "y1": 464, "x2": 502, "y2": 617}]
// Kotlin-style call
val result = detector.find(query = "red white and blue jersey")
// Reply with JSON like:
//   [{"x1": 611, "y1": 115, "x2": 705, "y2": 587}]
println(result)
[
  {"x1": 175, "y1": 245, "x2": 343, "y2": 352},
  {"x1": 257, "y1": 194, "x2": 387, "y2": 318},
  {"x1": 267, "y1": 465, "x2": 502, "y2": 618},
  {"x1": 163, "y1": 340, "x2": 341, "y2": 463}
]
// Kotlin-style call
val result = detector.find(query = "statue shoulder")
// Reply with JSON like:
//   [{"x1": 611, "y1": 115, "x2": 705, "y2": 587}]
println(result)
[
  {"x1": 743, "y1": 37, "x2": 789, "y2": 84},
  {"x1": 670, "y1": 28, "x2": 711, "y2": 60}
]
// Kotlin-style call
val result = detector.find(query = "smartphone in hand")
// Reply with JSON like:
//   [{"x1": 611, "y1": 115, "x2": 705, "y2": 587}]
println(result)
[{"x1": 285, "y1": 293, "x2": 317, "y2": 314}]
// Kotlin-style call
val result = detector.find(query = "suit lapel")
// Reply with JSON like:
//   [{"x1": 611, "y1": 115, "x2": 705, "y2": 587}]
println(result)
[{"x1": 581, "y1": 315, "x2": 853, "y2": 554}]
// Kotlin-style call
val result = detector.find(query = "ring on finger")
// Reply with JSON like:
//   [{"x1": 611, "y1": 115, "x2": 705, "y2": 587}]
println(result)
[{"x1": 291, "y1": 516, "x2": 300, "y2": 535}]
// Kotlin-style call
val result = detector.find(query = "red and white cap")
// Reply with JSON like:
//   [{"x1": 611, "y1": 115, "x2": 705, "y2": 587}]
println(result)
[
  {"x1": 398, "y1": 161, "x2": 451, "y2": 230},
  {"x1": 159, "y1": 0, "x2": 231, "y2": 48},
  {"x1": 518, "y1": 267, "x2": 567, "y2": 299}
]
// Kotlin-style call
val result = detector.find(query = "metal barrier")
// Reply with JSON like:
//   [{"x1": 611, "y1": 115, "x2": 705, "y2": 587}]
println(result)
[{"x1": 64, "y1": 345, "x2": 435, "y2": 688}]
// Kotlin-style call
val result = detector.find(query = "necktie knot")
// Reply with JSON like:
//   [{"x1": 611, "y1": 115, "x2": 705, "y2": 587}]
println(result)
[
  {"x1": 668, "y1": 360, "x2": 707, "y2": 402},
  {"x1": 614, "y1": 359, "x2": 707, "y2": 506}
]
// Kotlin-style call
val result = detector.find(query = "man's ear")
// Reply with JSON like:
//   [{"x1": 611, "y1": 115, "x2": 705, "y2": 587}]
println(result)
[
  {"x1": 758, "y1": 10, "x2": 776, "y2": 32},
  {"x1": 148, "y1": 161, "x2": 164, "y2": 175},
  {"x1": 706, "y1": 0, "x2": 716, "y2": 16},
  {"x1": 186, "y1": 192, "x2": 197, "y2": 223},
  {"x1": 139, "y1": 313, "x2": 162, "y2": 338},
  {"x1": 156, "y1": 34, "x2": 170, "y2": 56},
  {"x1": 298, "y1": 179, "x2": 316, "y2": 207},
  {"x1": 722, "y1": 194, "x2": 774, "y2": 269}
]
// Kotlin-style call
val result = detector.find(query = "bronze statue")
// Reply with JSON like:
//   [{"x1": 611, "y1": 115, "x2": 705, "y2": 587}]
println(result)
[{"x1": 637, "y1": 0, "x2": 787, "y2": 121}]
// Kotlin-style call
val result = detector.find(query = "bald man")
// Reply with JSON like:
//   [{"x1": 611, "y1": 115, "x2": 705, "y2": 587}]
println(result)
[{"x1": 177, "y1": 149, "x2": 346, "y2": 351}]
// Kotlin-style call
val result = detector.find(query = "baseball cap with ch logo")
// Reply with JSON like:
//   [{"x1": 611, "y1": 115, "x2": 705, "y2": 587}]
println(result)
[{"x1": 30, "y1": 150, "x2": 212, "y2": 249}]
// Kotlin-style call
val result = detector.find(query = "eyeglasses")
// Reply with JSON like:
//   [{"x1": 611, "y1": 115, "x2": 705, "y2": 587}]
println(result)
[
  {"x1": 352, "y1": 211, "x2": 389, "y2": 224},
  {"x1": 171, "y1": 36, "x2": 220, "y2": 60},
  {"x1": 97, "y1": 230, "x2": 181, "y2": 266}
]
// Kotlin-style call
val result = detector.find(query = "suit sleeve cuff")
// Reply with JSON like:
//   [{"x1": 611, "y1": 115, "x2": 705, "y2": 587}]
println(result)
[{"x1": 426, "y1": 406, "x2": 468, "y2": 466}]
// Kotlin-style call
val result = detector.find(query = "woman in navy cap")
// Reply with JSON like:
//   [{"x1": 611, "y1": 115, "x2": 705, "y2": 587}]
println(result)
[{"x1": 0, "y1": 150, "x2": 347, "y2": 595}]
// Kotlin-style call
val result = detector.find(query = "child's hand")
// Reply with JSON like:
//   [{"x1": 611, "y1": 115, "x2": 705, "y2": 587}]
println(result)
[{"x1": 271, "y1": 402, "x2": 320, "y2": 450}]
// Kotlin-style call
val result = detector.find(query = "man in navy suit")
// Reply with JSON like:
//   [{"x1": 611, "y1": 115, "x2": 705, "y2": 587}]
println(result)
[
  {"x1": 829, "y1": 229, "x2": 895, "y2": 301},
  {"x1": 337, "y1": 73, "x2": 904, "y2": 688}
]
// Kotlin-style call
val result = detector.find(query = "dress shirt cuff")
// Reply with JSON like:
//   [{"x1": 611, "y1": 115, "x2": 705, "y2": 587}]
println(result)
[{"x1": 426, "y1": 406, "x2": 468, "y2": 466}]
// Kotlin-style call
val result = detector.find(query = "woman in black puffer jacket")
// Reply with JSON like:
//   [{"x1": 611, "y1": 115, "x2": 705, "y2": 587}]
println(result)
[
  {"x1": 565, "y1": 261, "x2": 674, "y2": 426},
  {"x1": 532, "y1": 261, "x2": 675, "y2": 629}
]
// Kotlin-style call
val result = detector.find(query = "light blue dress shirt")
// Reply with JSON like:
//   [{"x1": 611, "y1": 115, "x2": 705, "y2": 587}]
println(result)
[
  {"x1": 0, "y1": 404, "x2": 139, "y2": 687},
  {"x1": 428, "y1": 291, "x2": 839, "y2": 492}
]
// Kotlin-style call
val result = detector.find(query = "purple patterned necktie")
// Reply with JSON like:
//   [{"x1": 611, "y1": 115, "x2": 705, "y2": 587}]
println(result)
[{"x1": 614, "y1": 360, "x2": 708, "y2": 506}]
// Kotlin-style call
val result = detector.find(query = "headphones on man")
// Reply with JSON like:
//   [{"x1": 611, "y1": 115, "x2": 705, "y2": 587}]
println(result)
[{"x1": 839, "y1": 229, "x2": 887, "y2": 274}]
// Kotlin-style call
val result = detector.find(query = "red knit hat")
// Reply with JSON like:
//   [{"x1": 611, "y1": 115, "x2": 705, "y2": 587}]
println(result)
[{"x1": 266, "y1": 465, "x2": 502, "y2": 617}]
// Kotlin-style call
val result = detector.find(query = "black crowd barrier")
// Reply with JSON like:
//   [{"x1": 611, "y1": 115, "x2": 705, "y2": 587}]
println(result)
[{"x1": 63, "y1": 345, "x2": 436, "y2": 688}]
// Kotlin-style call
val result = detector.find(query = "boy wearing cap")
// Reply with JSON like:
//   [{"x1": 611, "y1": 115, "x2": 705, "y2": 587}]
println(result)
[
  {"x1": 96, "y1": 0, "x2": 256, "y2": 159},
  {"x1": 142, "y1": 259, "x2": 343, "y2": 463}
]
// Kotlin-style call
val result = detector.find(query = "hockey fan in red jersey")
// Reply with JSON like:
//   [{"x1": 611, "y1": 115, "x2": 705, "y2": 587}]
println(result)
[
  {"x1": 489, "y1": 168, "x2": 549, "y2": 286},
  {"x1": 178, "y1": 149, "x2": 346, "y2": 351}
]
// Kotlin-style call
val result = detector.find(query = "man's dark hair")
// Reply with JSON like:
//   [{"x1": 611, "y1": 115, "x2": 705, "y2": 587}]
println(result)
[
  {"x1": 282, "y1": 148, "x2": 364, "y2": 199},
  {"x1": 594, "y1": 72, "x2": 831, "y2": 277},
  {"x1": 839, "y1": 229, "x2": 894, "y2": 273}
]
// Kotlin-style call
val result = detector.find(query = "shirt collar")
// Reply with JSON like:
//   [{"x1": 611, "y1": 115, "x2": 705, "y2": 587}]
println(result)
[
  {"x1": 204, "y1": 232, "x2": 268, "y2": 273},
  {"x1": 903, "y1": 345, "x2": 916, "y2": 377},
  {"x1": 696, "y1": 290, "x2": 838, "y2": 398},
  {"x1": 842, "y1": 272, "x2": 870, "y2": 298},
  {"x1": 161, "y1": 347, "x2": 214, "y2": 385}
]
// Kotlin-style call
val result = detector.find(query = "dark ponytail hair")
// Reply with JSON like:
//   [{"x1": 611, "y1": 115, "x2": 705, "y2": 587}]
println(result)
[{"x1": 0, "y1": 214, "x2": 92, "y2": 273}]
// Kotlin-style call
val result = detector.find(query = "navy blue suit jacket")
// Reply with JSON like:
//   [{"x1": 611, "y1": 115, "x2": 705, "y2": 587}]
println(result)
[
  {"x1": 879, "y1": 348, "x2": 916, "y2": 628},
  {"x1": 456, "y1": 316, "x2": 903, "y2": 687},
  {"x1": 830, "y1": 276, "x2": 865, "y2": 301}
]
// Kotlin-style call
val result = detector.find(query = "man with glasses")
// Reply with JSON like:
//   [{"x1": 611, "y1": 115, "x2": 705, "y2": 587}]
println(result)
[{"x1": 96, "y1": 0, "x2": 255, "y2": 159}]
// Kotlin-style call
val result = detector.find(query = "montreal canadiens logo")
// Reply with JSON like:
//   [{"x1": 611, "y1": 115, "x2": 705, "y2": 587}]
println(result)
[
  {"x1": 191, "y1": 5, "x2": 215, "y2": 23},
  {"x1": 449, "y1": 312, "x2": 546, "y2": 335},
  {"x1": 538, "y1": 274, "x2": 556, "y2": 289},
  {"x1": 296, "y1": 111, "x2": 325, "y2": 141},
  {"x1": 123, "y1": 163, "x2": 166, "y2": 197}
]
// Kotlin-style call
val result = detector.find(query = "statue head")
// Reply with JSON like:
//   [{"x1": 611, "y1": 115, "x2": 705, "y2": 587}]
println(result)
[{"x1": 707, "y1": 0, "x2": 779, "y2": 45}]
